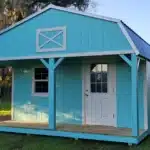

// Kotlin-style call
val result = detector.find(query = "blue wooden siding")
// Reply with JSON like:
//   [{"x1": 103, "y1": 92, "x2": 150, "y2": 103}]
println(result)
[
  {"x1": 13, "y1": 59, "x2": 82, "y2": 124},
  {"x1": 137, "y1": 64, "x2": 145, "y2": 129},
  {"x1": 13, "y1": 58, "x2": 145, "y2": 128},
  {"x1": 116, "y1": 62, "x2": 145, "y2": 129},
  {"x1": 147, "y1": 62, "x2": 150, "y2": 133},
  {"x1": 0, "y1": 9, "x2": 131, "y2": 59},
  {"x1": 13, "y1": 63, "x2": 49, "y2": 122},
  {"x1": 56, "y1": 61, "x2": 82, "y2": 124}
]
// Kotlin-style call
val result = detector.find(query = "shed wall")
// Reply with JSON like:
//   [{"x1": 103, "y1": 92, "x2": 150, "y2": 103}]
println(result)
[{"x1": 12, "y1": 58, "x2": 145, "y2": 129}]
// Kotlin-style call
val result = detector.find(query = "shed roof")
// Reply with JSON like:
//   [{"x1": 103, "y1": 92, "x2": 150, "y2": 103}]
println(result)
[
  {"x1": 0, "y1": 4, "x2": 149, "y2": 60},
  {"x1": 122, "y1": 22, "x2": 150, "y2": 60}
]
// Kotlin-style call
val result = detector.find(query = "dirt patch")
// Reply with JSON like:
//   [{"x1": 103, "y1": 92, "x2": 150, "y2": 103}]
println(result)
[{"x1": 0, "y1": 115, "x2": 11, "y2": 121}]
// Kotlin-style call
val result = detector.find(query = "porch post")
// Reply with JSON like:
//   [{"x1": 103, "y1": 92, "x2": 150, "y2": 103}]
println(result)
[
  {"x1": 131, "y1": 54, "x2": 139, "y2": 136},
  {"x1": 48, "y1": 58, "x2": 56, "y2": 130}
]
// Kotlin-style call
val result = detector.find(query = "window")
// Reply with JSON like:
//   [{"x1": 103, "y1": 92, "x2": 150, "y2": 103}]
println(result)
[
  {"x1": 33, "y1": 68, "x2": 48, "y2": 94},
  {"x1": 36, "y1": 26, "x2": 66, "y2": 52},
  {"x1": 90, "y1": 64, "x2": 108, "y2": 93}
]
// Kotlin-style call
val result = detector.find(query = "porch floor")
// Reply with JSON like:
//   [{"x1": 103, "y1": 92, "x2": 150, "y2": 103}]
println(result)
[
  {"x1": 57, "y1": 124, "x2": 145, "y2": 136},
  {"x1": 0, "y1": 120, "x2": 48, "y2": 129},
  {"x1": 0, "y1": 121, "x2": 145, "y2": 137}
]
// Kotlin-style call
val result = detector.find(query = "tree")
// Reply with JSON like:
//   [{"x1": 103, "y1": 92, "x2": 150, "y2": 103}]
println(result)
[
  {"x1": 2, "y1": 0, "x2": 90, "y2": 25},
  {"x1": 25, "y1": 0, "x2": 90, "y2": 11}
]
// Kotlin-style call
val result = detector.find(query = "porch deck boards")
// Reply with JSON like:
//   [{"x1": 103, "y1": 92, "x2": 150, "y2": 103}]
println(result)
[
  {"x1": 57, "y1": 124, "x2": 145, "y2": 136},
  {"x1": 0, "y1": 121, "x2": 145, "y2": 136},
  {"x1": 0, "y1": 121, "x2": 48, "y2": 129}
]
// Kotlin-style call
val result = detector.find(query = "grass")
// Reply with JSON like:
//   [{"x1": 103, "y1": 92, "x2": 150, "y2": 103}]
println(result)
[
  {"x1": 0, "y1": 101, "x2": 11, "y2": 111},
  {"x1": 0, "y1": 110, "x2": 11, "y2": 116},
  {"x1": 0, "y1": 101, "x2": 11, "y2": 116},
  {"x1": 0, "y1": 133, "x2": 149, "y2": 150},
  {"x1": 0, "y1": 101, "x2": 149, "y2": 149}
]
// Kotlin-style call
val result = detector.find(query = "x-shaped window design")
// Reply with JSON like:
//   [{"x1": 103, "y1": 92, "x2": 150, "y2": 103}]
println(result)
[{"x1": 36, "y1": 26, "x2": 66, "y2": 52}]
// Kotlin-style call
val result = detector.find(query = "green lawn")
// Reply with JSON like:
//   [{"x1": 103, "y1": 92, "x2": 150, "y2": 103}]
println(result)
[
  {"x1": 0, "y1": 133, "x2": 149, "y2": 150},
  {"x1": 0, "y1": 101, "x2": 11, "y2": 111},
  {"x1": 0, "y1": 101, "x2": 11, "y2": 116}
]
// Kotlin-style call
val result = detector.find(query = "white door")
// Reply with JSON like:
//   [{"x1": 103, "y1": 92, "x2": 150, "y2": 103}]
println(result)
[{"x1": 83, "y1": 63, "x2": 116, "y2": 126}]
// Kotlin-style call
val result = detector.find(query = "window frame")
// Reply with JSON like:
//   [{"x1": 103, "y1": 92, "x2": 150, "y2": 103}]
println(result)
[
  {"x1": 36, "y1": 26, "x2": 67, "y2": 52},
  {"x1": 32, "y1": 67, "x2": 49, "y2": 97},
  {"x1": 90, "y1": 64, "x2": 108, "y2": 93}
]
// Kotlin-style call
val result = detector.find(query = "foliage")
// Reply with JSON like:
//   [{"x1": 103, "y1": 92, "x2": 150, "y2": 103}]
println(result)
[
  {"x1": 0, "y1": 101, "x2": 11, "y2": 110},
  {"x1": 0, "y1": 68, "x2": 12, "y2": 100},
  {"x1": 0, "y1": 68, "x2": 12, "y2": 87},
  {"x1": 24, "y1": 0, "x2": 90, "y2": 11},
  {"x1": 1, "y1": 0, "x2": 90, "y2": 27}
]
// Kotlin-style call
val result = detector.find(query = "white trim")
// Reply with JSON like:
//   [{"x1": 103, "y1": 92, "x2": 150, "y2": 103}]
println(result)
[
  {"x1": 82, "y1": 62, "x2": 85, "y2": 125},
  {"x1": 37, "y1": 49, "x2": 66, "y2": 52},
  {"x1": 82, "y1": 63, "x2": 89, "y2": 125},
  {"x1": 112, "y1": 64, "x2": 117, "y2": 127},
  {"x1": 32, "y1": 68, "x2": 48, "y2": 97},
  {"x1": 11, "y1": 68, "x2": 14, "y2": 120},
  {"x1": 0, "y1": 50, "x2": 134, "y2": 61},
  {"x1": 117, "y1": 22, "x2": 139, "y2": 55},
  {"x1": 32, "y1": 93, "x2": 48, "y2": 97},
  {"x1": 37, "y1": 26, "x2": 66, "y2": 32},
  {"x1": 50, "y1": 5, "x2": 120, "y2": 22},
  {"x1": 32, "y1": 68, "x2": 35, "y2": 96},
  {"x1": 0, "y1": 5, "x2": 120, "y2": 35},
  {"x1": 36, "y1": 26, "x2": 67, "y2": 52},
  {"x1": 137, "y1": 58, "x2": 140, "y2": 70}
]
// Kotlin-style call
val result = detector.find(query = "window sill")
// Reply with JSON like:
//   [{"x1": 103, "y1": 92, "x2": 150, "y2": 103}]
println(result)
[{"x1": 32, "y1": 93, "x2": 48, "y2": 97}]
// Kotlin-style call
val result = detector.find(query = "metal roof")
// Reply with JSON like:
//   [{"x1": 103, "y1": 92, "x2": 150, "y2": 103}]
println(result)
[{"x1": 122, "y1": 22, "x2": 150, "y2": 60}]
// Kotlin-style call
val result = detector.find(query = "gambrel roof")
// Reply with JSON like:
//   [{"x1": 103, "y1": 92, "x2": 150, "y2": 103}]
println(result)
[
  {"x1": 0, "y1": 4, "x2": 149, "y2": 60},
  {"x1": 122, "y1": 22, "x2": 150, "y2": 60}
]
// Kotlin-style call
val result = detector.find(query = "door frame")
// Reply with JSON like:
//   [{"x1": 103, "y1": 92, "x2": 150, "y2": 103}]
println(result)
[{"x1": 82, "y1": 61, "x2": 117, "y2": 127}]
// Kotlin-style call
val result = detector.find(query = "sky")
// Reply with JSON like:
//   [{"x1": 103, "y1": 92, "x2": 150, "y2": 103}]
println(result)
[{"x1": 86, "y1": 0, "x2": 150, "y2": 43}]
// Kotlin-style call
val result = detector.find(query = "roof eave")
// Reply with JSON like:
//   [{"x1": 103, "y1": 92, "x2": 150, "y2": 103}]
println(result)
[{"x1": 117, "y1": 21, "x2": 140, "y2": 55}]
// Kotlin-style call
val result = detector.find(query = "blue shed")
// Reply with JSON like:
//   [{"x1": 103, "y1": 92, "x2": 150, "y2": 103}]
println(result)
[{"x1": 0, "y1": 5, "x2": 149, "y2": 145}]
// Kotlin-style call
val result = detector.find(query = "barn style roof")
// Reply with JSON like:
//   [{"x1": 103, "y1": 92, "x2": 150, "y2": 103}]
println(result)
[{"x1": 0, "y1": 4, "x2": 149, "y2": 60}]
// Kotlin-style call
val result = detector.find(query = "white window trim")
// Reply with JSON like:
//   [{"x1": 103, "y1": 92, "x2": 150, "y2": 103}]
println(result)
[
  {"x1": 32, "y1": 68, "x2": 48, "y2": 97},
  {"x1": 36, "y1": 26, "x2": 67, "y2": 52}
]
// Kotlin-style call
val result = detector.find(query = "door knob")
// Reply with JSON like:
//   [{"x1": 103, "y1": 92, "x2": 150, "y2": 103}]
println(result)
[{"x1": 85, "y1": 93, "x2": 89, "y2": 96}]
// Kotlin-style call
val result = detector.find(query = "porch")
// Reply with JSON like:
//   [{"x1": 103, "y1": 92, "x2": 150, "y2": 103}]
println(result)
[
  {"x1": 0, "y1": 121, "x2": 147, "y2": 145},
  {"x1": 0, "y1": 121, "x2": 146, "y2": 137},
  {"x1": 0, "y1": 54, "x2": 148, "y2": 145}
]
